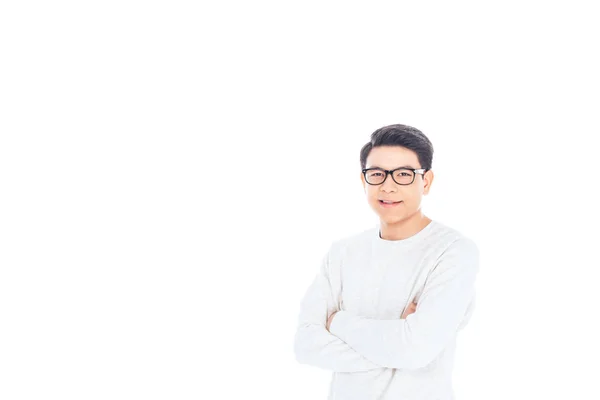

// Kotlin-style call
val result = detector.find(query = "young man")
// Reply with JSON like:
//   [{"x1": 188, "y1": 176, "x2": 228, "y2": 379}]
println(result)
[{"x1": 293, "y1": 124, "x2": 480, "y2": 400}]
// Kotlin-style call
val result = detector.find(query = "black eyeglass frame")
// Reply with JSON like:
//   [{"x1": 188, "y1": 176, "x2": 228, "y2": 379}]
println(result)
[{"x1": 361, "y1": 167, "x2": 427, "y2": 186}]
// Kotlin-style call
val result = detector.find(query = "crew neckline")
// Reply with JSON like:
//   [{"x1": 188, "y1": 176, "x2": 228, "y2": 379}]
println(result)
[{"x1": 373, "y1": 219, "x2": 437, "y2": 248}]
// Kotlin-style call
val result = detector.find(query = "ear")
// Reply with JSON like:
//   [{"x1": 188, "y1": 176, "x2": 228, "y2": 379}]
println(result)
[
  {"x1": 423, "y1": 169, "x2": 434, "y2": 195},
  {"x1": 360, "y1": 172, "x2": 366, "y2": 192}
]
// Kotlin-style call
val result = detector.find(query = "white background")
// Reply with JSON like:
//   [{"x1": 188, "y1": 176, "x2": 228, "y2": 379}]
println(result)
[{"x1": 1, "y1": 1, "x2": 599, "y2": 399}]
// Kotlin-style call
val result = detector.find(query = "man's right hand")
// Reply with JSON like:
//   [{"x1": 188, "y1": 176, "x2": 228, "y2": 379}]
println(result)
[{"x1": 401, "y1": 301, "x2": 417, "y2": 319}]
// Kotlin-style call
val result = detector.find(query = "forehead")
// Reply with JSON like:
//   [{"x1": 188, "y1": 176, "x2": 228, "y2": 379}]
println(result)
[{"x1": 366, "y1": 146, "x2": 420, "y2": 169}]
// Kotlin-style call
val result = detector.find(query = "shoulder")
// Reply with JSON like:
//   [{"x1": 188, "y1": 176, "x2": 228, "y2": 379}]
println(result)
[
  {"x1": 428, "y1": 220, "x2": 479, "y2": 255},
  {"x1": 428, "y1": 222, "x2": 480, "y2": 277},
  {"x1": 327, "y1": 226, "x2": 376, "y2": 260}
]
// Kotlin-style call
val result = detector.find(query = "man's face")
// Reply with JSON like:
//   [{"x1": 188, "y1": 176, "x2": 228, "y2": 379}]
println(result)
[{"x1": 360, "y1": 146, "x2": 433, "y2": 225}]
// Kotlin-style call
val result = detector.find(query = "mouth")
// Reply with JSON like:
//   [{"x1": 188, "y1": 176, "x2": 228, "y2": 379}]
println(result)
[{"x1": 379, "y1": 200, "x2": 403, "y2": 208}]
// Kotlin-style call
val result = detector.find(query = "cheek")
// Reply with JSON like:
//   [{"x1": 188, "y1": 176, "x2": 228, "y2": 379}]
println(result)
[{"x1": 366, "y1": 191, "x2": 379, "y2": 203}]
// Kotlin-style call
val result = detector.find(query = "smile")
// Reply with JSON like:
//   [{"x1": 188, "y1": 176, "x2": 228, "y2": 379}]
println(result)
[{"x1": 379, "y1": 200, "x2": 403, "y2": 208}]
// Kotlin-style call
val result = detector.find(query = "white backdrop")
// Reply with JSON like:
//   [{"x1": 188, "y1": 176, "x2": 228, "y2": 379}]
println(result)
[{"x1": 1, "y1": 1, "x2": 599, "y2": 399}]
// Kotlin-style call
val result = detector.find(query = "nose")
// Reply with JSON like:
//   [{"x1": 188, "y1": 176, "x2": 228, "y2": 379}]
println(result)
[{"x1": 380, "y1": 173, "x2": 397, "y2": 191}]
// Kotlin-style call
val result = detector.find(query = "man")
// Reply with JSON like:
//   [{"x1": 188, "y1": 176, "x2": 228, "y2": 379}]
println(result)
[{"x1": 293, "y1": 124, "x2": 479, "y2": 400}]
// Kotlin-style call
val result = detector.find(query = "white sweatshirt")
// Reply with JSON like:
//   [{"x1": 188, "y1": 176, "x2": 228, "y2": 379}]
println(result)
[{"x1": 293, "y1": 219, "x2": 480, "y2": 400}]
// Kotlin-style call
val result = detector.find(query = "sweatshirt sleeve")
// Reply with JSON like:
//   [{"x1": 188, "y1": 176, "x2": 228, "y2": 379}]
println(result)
[
  {"x1": 328, "y1": 237, "x2": 480, "y2": 370},
  {"x1": 293, "y1": 248, "x2": 384, "y2": 373}
]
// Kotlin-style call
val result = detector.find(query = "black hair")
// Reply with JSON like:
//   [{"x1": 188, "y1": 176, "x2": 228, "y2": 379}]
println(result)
[{"x1": 359, "y1": 124, "x2": 434, "y2": 171}]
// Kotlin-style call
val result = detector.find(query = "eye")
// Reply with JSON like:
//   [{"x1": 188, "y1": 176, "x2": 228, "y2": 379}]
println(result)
[{"x1": 367, "y1": 171, "x2": 383, "y2": 177}]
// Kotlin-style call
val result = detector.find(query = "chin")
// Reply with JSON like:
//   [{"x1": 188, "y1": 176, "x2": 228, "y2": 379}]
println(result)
[
  {"x1": 380, "y1": 212, "x2": 410, "y2": 224},
  {"x1": 382, "y1": 217, "x2": 403, "y2": 225}
]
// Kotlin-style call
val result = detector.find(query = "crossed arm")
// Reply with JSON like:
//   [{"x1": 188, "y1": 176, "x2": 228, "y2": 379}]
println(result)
[
  {"x1": 293, "y1": 238, "x2": 479, "y2": 372},
  {"x1": 327, "y1": 301, "x2": 416, "y2": 331},
  {"x1": 293, "y1": 252, "x2": 385, "y2": 373}
]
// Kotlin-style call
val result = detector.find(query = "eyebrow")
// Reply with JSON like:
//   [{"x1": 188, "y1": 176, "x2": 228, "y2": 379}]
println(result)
[{"x1": 365, "y1": 165, "x2": 416, "y2": 170}]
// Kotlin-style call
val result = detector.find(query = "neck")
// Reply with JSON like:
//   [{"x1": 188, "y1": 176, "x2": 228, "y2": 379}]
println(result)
[{"x1": 379, "y1": 212, "x2": 432, "y2": 241}]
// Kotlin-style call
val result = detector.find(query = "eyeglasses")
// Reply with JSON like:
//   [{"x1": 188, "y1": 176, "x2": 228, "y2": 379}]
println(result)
[{"x1": 362, "y1": 167, "x2": 426, "y2": 185}]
